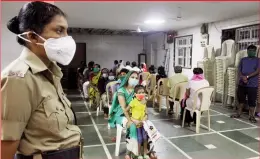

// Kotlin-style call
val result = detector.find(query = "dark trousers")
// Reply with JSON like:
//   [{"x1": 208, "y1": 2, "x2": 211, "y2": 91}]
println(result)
[
  {"x1": 104, "y1": 107, "x2": 109, "y2": 115},
  {"x1": 180, "y1": 99, "x2": 197, "y2": 124}
]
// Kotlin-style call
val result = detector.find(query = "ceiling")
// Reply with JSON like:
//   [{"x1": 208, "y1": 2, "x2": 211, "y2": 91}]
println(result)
[{"x1": 2, "y1": 2, "x2": 259, "y2": 32}]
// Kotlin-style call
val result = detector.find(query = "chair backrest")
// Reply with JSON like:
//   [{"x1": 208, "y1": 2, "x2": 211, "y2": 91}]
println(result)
[
  {"x1": 106, "y1": 81, "x2": 119, "y2": 104},
  {"x1": 193, "y1": 87, "x2": 214, "y2": 111},
  {"x1": 172, "y1": 82, "x2": 188, "y2": 100},
  {"x1": 157, "y1": 78, "x2": 169, "y2": 96},
  {"x1": 146, "y1": 74, "x2": 157, "y2": 91},
  {"x1": 140, "y1": 72, "x2": 150, "y2": 81},
  {"x1": 204, "y1": 45, "x2": 215, "y2": 61},
  {"x1": 235, "y1": 50, "x2": 247, "y2": 67}
]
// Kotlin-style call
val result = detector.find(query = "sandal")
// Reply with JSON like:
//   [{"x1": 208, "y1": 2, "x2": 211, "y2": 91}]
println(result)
[
  {"x1": 138, "y1": 156, "x2": 143, "y2": 159},
  {"x1": 143, "y1": 155, "x2": 150, "y2": 159},
  {"x1": 230, "y1": 114, "x2": 241, "y2": 118},
  {"x1": 249, "y1": 116, "x2": 257, "y2": 123}
]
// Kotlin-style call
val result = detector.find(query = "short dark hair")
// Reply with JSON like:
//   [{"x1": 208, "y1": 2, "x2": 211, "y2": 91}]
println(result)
[
  {"x1": 88, "y1": 61, "x2": 94, "y2": 67},
  {"x1": 193, "y1": 67, "x2": 203, "y2": 75},
  {"x1": 114, "y1": 60, "x2": 119, "y2": 65},
  {"x1": 247, "y1": 45, "x2": 257, "y2": 51},
  {"x1": 174, "y1": 66, "x2": 182, "y2": 73},
  {"x1": 7, "y1": 1, "x2": 66, "y2": 46},
  {"x1": 134, "y1": 85, "x2": 145, "y2": 93},
  {"x1": 120, "y1": 68, "x2": 129, "y2": 74},
  {"x1": 126, "y1": 61, "x2": 130, "y2": 66},
  {"x1": 94, "y1": 64, "x2": 101, "y2": 68},
  {"x1": 132, "y1": 61, "x2": 137, "y2": 67},
  {"x1": 119, "y1": 60, "x2": 122, "y2": 63}
]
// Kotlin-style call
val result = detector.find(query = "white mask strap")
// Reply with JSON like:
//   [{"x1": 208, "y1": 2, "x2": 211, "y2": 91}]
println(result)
[{"x1": 17, "y1": 31, "x2": 46, "y2": 46}]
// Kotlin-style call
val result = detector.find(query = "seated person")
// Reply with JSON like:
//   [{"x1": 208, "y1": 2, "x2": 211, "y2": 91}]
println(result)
[
  {"x1": 101, "y1": 70, "x2": 116, "y2": 118},
  {"x1": 132, "y1": 61, "x2": 141, "y2": 73},
  {"x1": 127, "y1": 85, "x2": 149, "y2": 159},
  {"x1": 82, "y1": 61, "x2": 95, "y2": 100},
  {"x1": 125, "y1": 61, "x2": 132, "y2": 71},
  {"x1": 180, "y1": 68, "x2": 209, "y2": 125},
  {"x1": 167, "y1": 66, "x2": 188, "y2": 115},
  {"x1": 156, "y1": 66, "x2": 167, "y2": 82},
  {"x1": 148, "y1": 65, "x2": 156, "y2": 74}
]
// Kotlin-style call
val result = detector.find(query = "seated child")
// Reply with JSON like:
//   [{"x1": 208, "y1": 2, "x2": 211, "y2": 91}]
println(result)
[{"x1": 127, "y1": 85, "x2": 149, "y2": 159}]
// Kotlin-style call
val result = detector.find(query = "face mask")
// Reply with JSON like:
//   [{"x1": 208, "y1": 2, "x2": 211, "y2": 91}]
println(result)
[
  {"x1": 136, "y1": 94, "x2": 145, "y2": 101},
  {"x1": 18, "y1": 32, "x2": 76, "y2": 65},
  {"x1": 93, "y1": 68, "x2": 100, "y2": 73},
  {"x1": 102, "y1": 73, "x2": 108, "y2": 78},
  {"x1": 128, "y1": 78, "x2": 139, "y2": 87},
  {"x1": 248, "y1": 51, "x2": 256, "y2": 57},
  {"x1": 108, "y1": 76, "x2": 115, "y2": 80},
  {"x1": 119, "y1": 75, "x2": 126, "y2": 82}
]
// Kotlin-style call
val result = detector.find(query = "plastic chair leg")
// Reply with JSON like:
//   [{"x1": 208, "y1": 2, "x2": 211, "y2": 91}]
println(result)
[
  {"x1": 182, "y1": 109, "x2": 186, "y2": 127},
  {"x1": 208, "y1": 110, "x2": 210, "y2": 131},
  {"x1": 196, "y1": 112, "x2": 201, "y2": 133},
  {"x1": 115, "y1": 124, "x2": 123, "y2": 156},
  {"x1": 175, "y1": 101, "x2": 179, "y2": 119}
]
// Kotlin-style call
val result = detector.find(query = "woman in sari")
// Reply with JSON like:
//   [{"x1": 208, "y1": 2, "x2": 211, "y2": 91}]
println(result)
[
  {"x1": 88, "y1": 64, "x2": 102, "y2": 105},
  {"x1": 108, "y1": 71, "x2": 140, "y2": 158}
]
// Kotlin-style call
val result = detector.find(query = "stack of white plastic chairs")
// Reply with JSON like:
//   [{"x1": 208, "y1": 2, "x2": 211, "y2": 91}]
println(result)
[
  {"x1": 226, "y1": 50, "x2": 247, "y2": 107},
  {"x1": 197, "y1": 45, "x2": 216, "y2": 86},
  {"x1": 215, "y1": 40, "x2": 236, "y2": 105}
]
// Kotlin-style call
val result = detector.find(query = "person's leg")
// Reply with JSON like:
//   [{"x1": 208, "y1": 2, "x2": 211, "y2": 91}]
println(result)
[
  {"x1": 231, "y1": 86, "x2": 246, "y2": 118},
  {"x1": 142, "y1": 127, "x2": 149, "y2": 157},
  {"x1": 168, "y1": 100, "x2": 174, "y2": 115},
  {"x1": 248, "y1": 87, "x2": 257, "y2": 123},
  {"x1": 83, "y1": 81, "x2": 90, "y2": 99},
  {"x1": 137, "y1": 127, "x2": 143, "y2": 156}
]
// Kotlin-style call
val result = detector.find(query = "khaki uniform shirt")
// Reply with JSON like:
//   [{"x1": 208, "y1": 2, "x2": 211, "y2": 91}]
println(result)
[
  {"x1": 1, "y1": 47, "x2": 81, "y2": 155},
  {"x1": 167, "y1": 73, "x2": 188, "y2": 99}
]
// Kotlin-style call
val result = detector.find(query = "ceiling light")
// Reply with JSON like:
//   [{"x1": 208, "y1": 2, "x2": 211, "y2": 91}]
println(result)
[{"x1": 144, "y1": 19, "x2": 165, "y2": 25}]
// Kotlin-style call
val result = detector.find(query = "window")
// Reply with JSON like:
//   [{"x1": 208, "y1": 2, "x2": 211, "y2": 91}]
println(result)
[
  {"x1": 235, "y1": 25, "x2": 259, "y2": 51},
  {"x1": 174, "y1": 35, "x2": 193, "y2": 68}
]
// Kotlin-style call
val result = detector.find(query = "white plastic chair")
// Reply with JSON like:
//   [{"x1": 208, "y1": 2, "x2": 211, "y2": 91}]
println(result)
[
  {"x1": 153, "y1": 78, "x2": 170, "y2": 112},
  {"x1": 115, "y1": 119, "x2": 127, "y2": 156},
  {"x1": 105, "y1": 81, "x2": 119, "y2": 129},
  {"x1": 170, "y1": 82, "x2": 188, "y2": 119},
  {"x1": 182, "y1": 87, "x2": 214, "y2": 133}
]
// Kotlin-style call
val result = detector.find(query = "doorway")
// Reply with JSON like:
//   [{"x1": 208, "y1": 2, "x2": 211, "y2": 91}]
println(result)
[{"x1": 60, "y1": 43, "x2": 86, "y2": 90}]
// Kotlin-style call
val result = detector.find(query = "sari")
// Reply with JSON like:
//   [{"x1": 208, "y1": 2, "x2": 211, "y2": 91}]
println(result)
[
  {"x1": 89, "y1": 71, "x2": 102, "y2": 102},
  {"x1": 108, "y1": 71, "x2": 139, "y2": 156}
]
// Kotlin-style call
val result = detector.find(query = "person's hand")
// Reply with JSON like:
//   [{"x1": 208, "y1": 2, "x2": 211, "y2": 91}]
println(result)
[{"x1": 127, "y1": 121, "x2": 134, "y2": 128}]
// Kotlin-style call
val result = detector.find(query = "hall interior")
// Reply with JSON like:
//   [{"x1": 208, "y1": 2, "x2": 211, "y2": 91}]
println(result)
[{"x1": 1, "y1": 2, "x2": 260, "y2": 159}]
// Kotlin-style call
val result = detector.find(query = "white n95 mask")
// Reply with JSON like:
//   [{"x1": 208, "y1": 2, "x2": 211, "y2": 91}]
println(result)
[{"x1": 18, "y1": 32, "x2": 76, "y2": 65}]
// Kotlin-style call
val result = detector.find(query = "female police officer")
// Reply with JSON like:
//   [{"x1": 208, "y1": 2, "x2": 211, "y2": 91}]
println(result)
[{"x1": 1, "y1": 2, "x2": 83, "y2": 159}]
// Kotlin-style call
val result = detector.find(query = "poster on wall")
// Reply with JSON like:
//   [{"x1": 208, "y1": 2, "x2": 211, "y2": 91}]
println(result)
[{"x1": 201, "y1": 34, "x2": 209, "y2": 47}]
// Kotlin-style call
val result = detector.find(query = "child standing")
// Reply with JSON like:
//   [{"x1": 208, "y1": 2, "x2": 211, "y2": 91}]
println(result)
[{"x1": 127, "y1": 85, "x2": 149, "y2": 159}]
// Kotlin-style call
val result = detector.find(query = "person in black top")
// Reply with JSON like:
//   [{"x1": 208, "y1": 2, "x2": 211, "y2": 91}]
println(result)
[{"x1": 156, "y1": 66, "x2": 167, "y2": 82}]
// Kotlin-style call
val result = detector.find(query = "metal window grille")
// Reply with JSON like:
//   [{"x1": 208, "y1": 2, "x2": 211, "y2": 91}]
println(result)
[
  {"x1": 235, "y1": 25, "x2": 259, "y2": 51},
  {"x1": 174, "y1": 36, "x2": 192, "y2": 68}
]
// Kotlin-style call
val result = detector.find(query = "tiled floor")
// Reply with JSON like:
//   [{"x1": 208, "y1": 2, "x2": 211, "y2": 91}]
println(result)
[{"x1": 66, "y1": 90, "x2": 260, "y2": 159}]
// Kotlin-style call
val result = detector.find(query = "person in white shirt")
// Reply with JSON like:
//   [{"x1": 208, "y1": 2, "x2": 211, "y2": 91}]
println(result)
[
  {"x1": 132, "y1": 61, "x2": 141, "y2": 73},
  {"x1": 125, "y1": 61, "x2": 132, "y2": 71},
  {"x1": 181, "y1": 67, "x2": 209, "y2": 125}
]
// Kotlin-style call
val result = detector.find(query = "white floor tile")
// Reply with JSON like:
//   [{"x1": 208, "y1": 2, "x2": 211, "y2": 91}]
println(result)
[
  {"x1": 205, "y1": 144, "x2": 217, "y2": 149},
  {"x1": 216, "y1": 120, "x2": 225, "y2": 124}
]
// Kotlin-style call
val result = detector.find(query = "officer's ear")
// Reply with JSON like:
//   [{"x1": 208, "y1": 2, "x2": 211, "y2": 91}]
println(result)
[{"x1": 27, "y1": 32, "x2": 40, "y2": 44}]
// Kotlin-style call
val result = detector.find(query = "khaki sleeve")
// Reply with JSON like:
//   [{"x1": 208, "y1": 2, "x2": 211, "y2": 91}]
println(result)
[{"x1": 1, "y1": 76, "x2": 32, "y2": 140}]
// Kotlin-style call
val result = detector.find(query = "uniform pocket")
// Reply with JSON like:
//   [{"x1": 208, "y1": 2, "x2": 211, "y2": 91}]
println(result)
[{"x1": 43, "y1": 98, "x2": 68, "y2": 133}]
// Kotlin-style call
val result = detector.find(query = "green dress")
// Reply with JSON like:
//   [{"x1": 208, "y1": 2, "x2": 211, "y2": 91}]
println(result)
[{"x1": 108, "y1": 71, "x2": 139, "y2": 156}]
